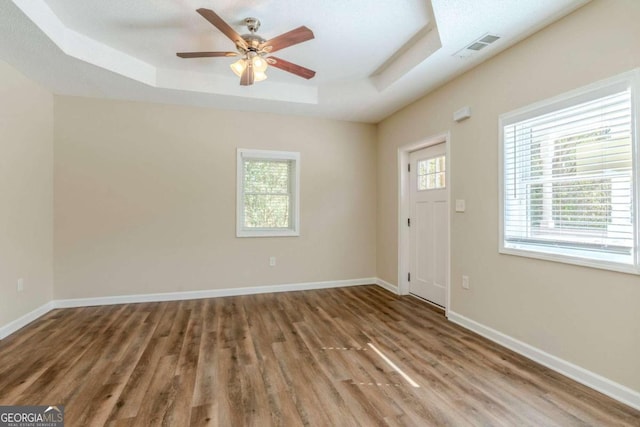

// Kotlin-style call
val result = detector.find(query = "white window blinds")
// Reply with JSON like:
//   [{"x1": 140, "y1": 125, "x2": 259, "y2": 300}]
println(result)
[{"x1": 501, "y1": 75, "x2": 637, "y2": 269}]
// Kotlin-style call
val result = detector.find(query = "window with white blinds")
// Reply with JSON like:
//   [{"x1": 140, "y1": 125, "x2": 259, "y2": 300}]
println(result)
[
  {"x1": 500, "y1": 70, "x2": 639, "y2": 272},
  {"x1": 237, "y1": 149, "x2": 300, "y2": 237}
]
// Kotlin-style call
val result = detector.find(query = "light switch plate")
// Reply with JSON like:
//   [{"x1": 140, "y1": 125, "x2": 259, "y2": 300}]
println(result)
[{"x1": 455, "y1": 199, "x2": 466, "y2": 212}]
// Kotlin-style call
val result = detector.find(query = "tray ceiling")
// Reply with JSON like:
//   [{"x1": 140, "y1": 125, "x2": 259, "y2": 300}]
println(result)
[{"x1": 1, "y1": 0, "x2": 589, "y2": 122}]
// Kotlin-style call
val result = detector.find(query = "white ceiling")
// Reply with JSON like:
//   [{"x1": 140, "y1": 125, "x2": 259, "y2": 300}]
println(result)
[{"x1": 1, "y1": 0, "x2": 589, "y2": 123}]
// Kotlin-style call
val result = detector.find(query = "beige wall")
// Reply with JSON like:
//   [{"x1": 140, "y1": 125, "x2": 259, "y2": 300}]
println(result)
[
  {"x1": 54, "y1": 97, "x2": 377, "y2": 299},
  {"x1": 0, "y1": 60, "x2": 53, "y2": 327},
  {"x1": 377, "y1": 0, "x2": 640, "y2": 392}
]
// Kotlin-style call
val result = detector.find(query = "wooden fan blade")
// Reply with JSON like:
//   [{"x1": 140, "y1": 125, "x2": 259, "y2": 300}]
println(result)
[
  {"x1": 267, "y1": 57, "x2": 316, "y2": 79},
  {"x1": 176, "y1": 51, "x2": 238, "y2": 58},
  {"x1": 196, "y1": 8, "x2": 246, "y2": 48},
  {"x1": 262, "y1": 26, "x2": 314, "y2": 53},
  {"x1": 240, "y1": 63, "x2": 255, "y2": 86}
]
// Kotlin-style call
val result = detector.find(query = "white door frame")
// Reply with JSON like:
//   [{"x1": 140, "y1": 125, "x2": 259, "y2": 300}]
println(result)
[{"x1": 397, "y1": 131, "x2": 451, "y2": 314}]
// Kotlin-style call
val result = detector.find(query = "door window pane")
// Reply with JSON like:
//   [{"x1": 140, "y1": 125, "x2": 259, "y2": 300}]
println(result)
[{"x1": 417, "y1": 155, "x2": 446, "y2": 190}]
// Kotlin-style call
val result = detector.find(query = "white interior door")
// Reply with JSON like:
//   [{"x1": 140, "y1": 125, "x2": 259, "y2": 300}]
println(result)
[{"x1": 409, "y1": 144, "x2": 448, "y2": 307}]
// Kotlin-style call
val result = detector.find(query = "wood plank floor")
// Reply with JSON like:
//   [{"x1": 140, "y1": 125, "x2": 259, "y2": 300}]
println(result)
[{"x1": 0, "y1": 285, "x2": 638, "y2": 426}]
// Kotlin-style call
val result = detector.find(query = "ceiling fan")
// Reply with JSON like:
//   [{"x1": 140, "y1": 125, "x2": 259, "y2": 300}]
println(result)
[{"x1": 177, "y1": 8, "x2": 316, "y2": 86}]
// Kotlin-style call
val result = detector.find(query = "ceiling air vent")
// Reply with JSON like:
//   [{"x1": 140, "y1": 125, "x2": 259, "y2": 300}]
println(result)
[
  {"x1": 453, "y1": 33, "x2": 501, "y2": 58},
  {"x1": 467, "y1": 42, "x2": 487, "y2": 51}
]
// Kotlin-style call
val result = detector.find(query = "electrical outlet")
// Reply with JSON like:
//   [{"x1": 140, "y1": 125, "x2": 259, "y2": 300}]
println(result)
[
  {"x1": 17, "y1": 278, "x2": 24, "y2": 292},
  {"x1": 269, "y1": 256, "x2": 276, "y2": 267},
  {"x1": 462, "y1": 275, "x2": 470, "y2": 290}
]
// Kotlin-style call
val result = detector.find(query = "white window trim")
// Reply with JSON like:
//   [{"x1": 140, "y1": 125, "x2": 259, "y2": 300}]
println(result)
[
  {"x1": 236, "y1": 148, "x2": 300, "y2": 238},
  {"x1": 498, "y1": 69, "x2": 640, "y2": 275}
]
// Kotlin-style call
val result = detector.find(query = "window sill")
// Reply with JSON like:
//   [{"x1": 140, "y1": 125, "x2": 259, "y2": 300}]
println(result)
[
  {"x1": 237, "y1": 229, "x2": 300, "y2": 238},
  {"x1": 499, "y1": 246, "x2": 639, "y2": 276}
]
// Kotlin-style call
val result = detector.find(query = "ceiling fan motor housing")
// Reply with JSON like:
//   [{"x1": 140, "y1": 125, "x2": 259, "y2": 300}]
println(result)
[
  {"x1": 241, "y1": 34, "x2": 266, "y2": 52},
  {"x1": 244, "y1": 17, "x2": 260, "y2": 33},
  {"x1": 239, "y1": 18, "x2": 266, "y2": 53}
]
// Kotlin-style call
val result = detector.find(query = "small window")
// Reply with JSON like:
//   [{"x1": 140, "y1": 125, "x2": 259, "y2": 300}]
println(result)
[
  {"x1": 237, "y1": 149, "x2": 300, "y2": 237},
  {"x1": 417, "y1": 155, "x2": 446, "y2": 190},
  {"x1": 500, "y1": 70, "x2": 639, "y2": 273}
]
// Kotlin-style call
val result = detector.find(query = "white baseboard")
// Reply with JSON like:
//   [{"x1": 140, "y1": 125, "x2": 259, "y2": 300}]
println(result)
[
  {"x1": 53, "y1": 277, "x2": 378, "y2": 308},
  {"x1": 0, "y1": 301, "x2": 55, "y2": 340},
  {"x1": 375, "y1": 278, "x2": 399, "y2": 294},
  {"x1": 447, "y1": 310, "x2": 640, "y2": 411}
]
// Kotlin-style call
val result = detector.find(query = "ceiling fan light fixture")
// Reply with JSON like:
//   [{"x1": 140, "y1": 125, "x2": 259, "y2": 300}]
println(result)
[
  {"x1": 230, "y1": 55, "x2": 269, "y2": 82},
  {"x1": 252, "y1": 55, "x2": 268, "y2": 72},
  {"x1": 230, "y1": 58, "x2": 246, "y2": 77}
]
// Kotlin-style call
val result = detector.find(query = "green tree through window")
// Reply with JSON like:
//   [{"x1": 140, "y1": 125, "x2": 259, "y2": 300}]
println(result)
[
  {"x1": 243, "y1": 160, "x2": 292, "y2": 228},
  {"x1": 529, "y1": 130, "x2": 612, "y2": 232}
]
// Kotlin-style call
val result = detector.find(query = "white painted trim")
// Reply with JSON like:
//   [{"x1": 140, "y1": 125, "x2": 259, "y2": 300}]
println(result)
[
  {"x1": 0, "y1": 301, "x2": 55, "y2": 340},
  {"x1": 397, "y1": 132, "x2": 451, "y2": 313},
  {"x1": 375, "y1": 278, "x2": 399, "y2": 294},
  {"x1": 53, "y1": 278, "x2": 377, "y2": 308},
  {"x1": 447, "y1": 310, "x2": 640, "y2": 411}
]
